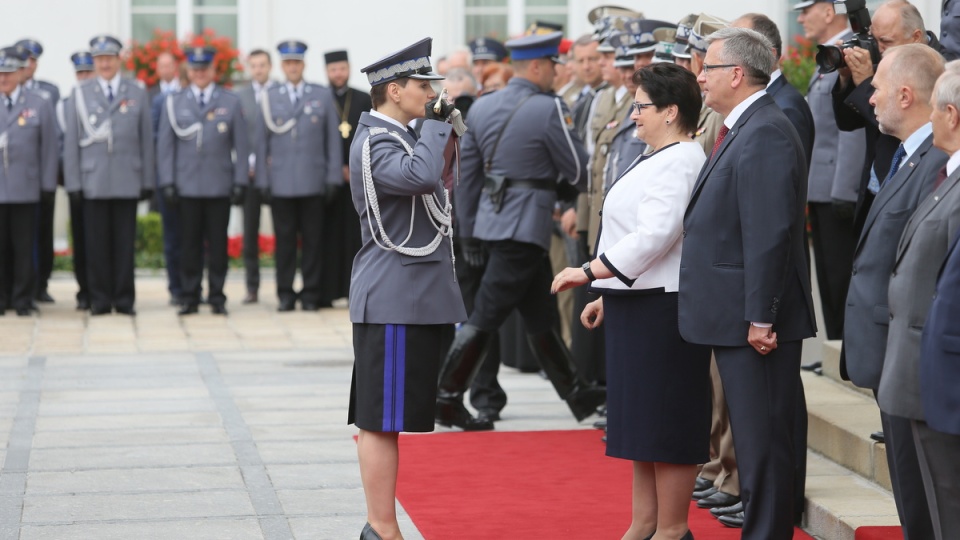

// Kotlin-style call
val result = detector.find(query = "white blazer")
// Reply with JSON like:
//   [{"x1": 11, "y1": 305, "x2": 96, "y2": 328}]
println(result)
[{"x1": 592, "y1": 141, "x2": 705, "y2": 293}]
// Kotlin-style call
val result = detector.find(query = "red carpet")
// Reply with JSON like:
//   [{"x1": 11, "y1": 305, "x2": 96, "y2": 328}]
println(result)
[
  {"x1": 394, "y1": 429, "x2": 814, "y2": 539},
  {"x1": 855, "y1": 527, "x2": 904, "y2": 540}
]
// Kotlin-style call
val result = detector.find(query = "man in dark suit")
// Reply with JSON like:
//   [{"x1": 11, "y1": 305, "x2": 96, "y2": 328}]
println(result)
[
  {"x1": 151, "y1": 51, "x2": 184, "y2": 305},
  {"x1": 881, "y1": 67, "x2": 960, "y2": 540},
  {"x1": 842, "y1": 44, "x2": 946, "y2": 540},
  {"x1": 679, "y1": 28, "x2": 817, "y2": 539}
]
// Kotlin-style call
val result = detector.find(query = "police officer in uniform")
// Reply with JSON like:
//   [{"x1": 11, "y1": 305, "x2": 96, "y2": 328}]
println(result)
[
  {"x1": 685, "y1": 14, "x2": 729, "y2": 156},
  {"x1": 468, "y1": 37, "x2": 508, "y2": 87},
  {"x1": 15, "y1": 39, "x2": 59, "y2": 304},
  {"x1": 0, "y1": 47, "x2": 57, "y2": 316},
  {"x1": 157, "y1": 46, "x2": 248, "y2": 315},
  {"x1": 56, "y1": 52, "x2": 96, "y2": 311},
  {"x1": 63, "y1": 35, "x2": 154, "y2": 316},
  {"x1": 438, "y1": 32, "x2": 604, "y2": 430},
  {"x1": 255, "y1": 40, "x2": 342, "y2": 312}
]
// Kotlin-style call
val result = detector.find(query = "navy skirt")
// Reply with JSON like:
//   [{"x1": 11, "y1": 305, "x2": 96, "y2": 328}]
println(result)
[
  {"x1": 603, "y1": 292, "x2": 712, "y2": 463},
  {"x1": 349, "y1": 323, "x2": 454, "y2": 433}
]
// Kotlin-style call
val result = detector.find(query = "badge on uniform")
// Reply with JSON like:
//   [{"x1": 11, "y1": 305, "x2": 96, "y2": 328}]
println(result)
[
  {"x1": 207, "y1": 112, "x2": 215, "y2": 121},
  {"x1": 605, "y1": 121, "x2": 618, "y2": 130},
  {"x1": 120, "y1": 103, "x2": 128, "y2": 114},
  {"x1": 563, "y1": 111, "x2": 574, "y2": 130},
  {"x1": 304, "y1": 105, "x2": 312, "y2": 114},
  {"x1": 17, "y1": 117, "x2": 25, "y2": 126},
  {"x1": 217, "y1": 122, "x2": 228, "y2": 133},
  {"x1": 312, "y1": 116, "x2": 319, "y2": 124},
  {"x1": 89, "y1": 114, "x2": 97, "y2": 125}
]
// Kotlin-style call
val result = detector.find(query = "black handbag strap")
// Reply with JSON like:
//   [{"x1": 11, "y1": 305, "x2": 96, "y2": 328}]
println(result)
[{"x1": 485, "y1": 93, "x2": 535, "y2": 172}]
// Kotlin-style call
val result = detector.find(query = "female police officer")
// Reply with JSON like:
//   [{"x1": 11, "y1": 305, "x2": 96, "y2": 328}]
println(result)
[{"x1": 348, "y1": 38, "x2": 466, "y2": 540}]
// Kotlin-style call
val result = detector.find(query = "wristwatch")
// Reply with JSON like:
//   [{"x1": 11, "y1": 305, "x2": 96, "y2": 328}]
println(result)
[{"x1": 581, "y1": 262, "x2": 596, "y2": 282}]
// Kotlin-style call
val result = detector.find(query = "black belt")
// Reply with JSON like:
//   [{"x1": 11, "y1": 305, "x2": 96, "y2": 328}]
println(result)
[{"x1": 503, "y1": 178, "x2": 555, "y2": 191}]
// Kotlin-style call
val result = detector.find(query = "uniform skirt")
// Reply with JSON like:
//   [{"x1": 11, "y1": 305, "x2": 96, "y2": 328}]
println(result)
[
  {"x1": 603, "y1": 292, "x2": 712, "y2": 463},
  {"x1": 349, "y1": 323, "x2": 454, "y2": 433}
]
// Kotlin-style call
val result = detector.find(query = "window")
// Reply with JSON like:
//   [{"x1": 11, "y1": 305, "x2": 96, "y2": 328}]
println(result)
[
  {"x1": 465, "y1": 0, "x2": 509, "y2": 42},
  {"x1": 193, "y1": 0, "x2": 238, "y2": 44},
  {"x1": 131, "y1": 0, "x2": 177, "y2": 43},
  {"x1": 464, "y1": 0, "x2": 567, "y2": 42},
  {"x1": 523, "y1": 0, "x2": 566, "y2": 31},
  {"x1": 129, "y1": 0, "x2": 238, "y2": 45}
]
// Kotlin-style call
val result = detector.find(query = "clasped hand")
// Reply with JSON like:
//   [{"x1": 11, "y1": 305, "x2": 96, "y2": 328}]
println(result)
[{"x1": 747, "y1": 324, "x2": 778, "y2": 356}]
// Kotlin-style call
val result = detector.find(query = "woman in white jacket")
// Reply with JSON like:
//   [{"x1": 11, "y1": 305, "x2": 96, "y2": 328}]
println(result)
[{"x1": 552, "y1": 63, "x2": 710, "y2": 540}]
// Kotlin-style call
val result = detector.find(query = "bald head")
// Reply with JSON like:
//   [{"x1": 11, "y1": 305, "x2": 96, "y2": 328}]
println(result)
[
  {"x1": 871, "y1": 0, "x2": 926, "y2": 53},
  {"x1": 885, "y1": 42, "x2": 945, "y2": 104}
]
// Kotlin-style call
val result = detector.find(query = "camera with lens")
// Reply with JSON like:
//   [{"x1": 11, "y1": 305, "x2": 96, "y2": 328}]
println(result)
[{"x1": 815, "y1": 0, "x2": 882, "y2": 73}]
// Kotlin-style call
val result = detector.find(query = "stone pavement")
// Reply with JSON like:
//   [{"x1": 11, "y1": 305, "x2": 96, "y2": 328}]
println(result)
[{"x1": 0, "y1": 272, "x2": 591, "y2": 540}]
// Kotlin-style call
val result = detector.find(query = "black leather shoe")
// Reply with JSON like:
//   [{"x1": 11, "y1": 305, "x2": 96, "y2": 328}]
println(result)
[
  {"x1": 277, "y1": 298, "x2": 296, "y2": 312},
  {"x1": 178, "y1": 304, "x2": 199, "y2": 316},
  {"x1": 360, "y1": 522, "x2": 383, "y2": 540},
  {"x1": 593, "y1": 418, "x2": 607, "y2": 430},
  {"x1": 35, "y1": 290, "x2": 54, "y2": 303},
  {"x1": 15, "y1": 306, "x2": 32, "y2": 317},
  {"x1": 566, "y1": 384, "x2": 607, "y2": 422},
  {"x1": 90, "y1": 305, "x2": 111, "y2": 316},
  {"x1": 697, "y1": 490, "x2": 740, "y2": 509},
  {"x1": 692, "y1": 486, "x2": 718, "y2": 500},
  {"x1": 695, "y1": 476, "x2": 713, "y2": 492},
  {"x1": 242, "y1": 290, "x2": 258, "y2": 304},
  {"x1": 870, "y1": 431, "x2": 885, "y2": 443},
  {"x1": 476, "y1": 409, "x2": 500, "y2": 423},
  {"x1": 168, "y1": 296, "x2": 182, "y2": 307},
  {"x1": 710, "y1": 500, "x2": 743, "y2": 518},
  {"x1": 718, "y1": 511, "x2": 744, "y2": 528},
  {"x1": 436, "y1": 399, "x2": 494, "y2": 431},
  {"x1": 76, "y1": 298, "x2": 90, "y2": 311},
  {"x1": 301, "y1": 301, "x2": 320, "y2": 312},
  {"x1": 115, "y1": 306, "x2": 136, "y2": 316},
  {"x1": 801, "y1": 361, "x2": 822, "y2": 372},
  {"x1": 211, "y1": 304, "x2": 227, "y2": 315}
]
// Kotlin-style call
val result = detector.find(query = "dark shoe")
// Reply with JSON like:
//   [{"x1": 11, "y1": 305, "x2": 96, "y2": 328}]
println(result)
[
  {"x1": 436, "y1": 399, "x2": 494, "y2": 431},
  {"x1": 277, "y1": 298, "x2": 296, "y2": 312},
  {"x1": 692, "y1": 486, "x2": 718, "y2": 500},
  {"x1": 360, "y1": 522, "x2": 383, "y2": 540},
  {"x1": 178, "y1": 304, "x2": 199, "y2": 316},
  {"x1": 801, "y1": 361, "x2": 822, "y2": 372},
  {"x1": 566, "y1": 384, "x2": 607, "y2": 422},
  {"x1": 436, "y1": 324, "x2": 493, "y2": 411},
  {"x1": 115, "y1": 306, "x2": 136, "y2": 316},
  {"x1": 199, "y1": 296, "x2": 208, "y2": 305},
  {"x1": 697, "y1": 490, "x2": 740, "y2": 509},
  {"x1": 710, "y1": 500, "x2": 743, "y2": 518},
  {"x1": 90, "y1": 305, "x2": 111, "y2": 316},
  {"x1": 242, "y1": 290, "x2": 258, "y2": 304},
  {"x1": 593, "y1": 418, "x2": 607, "y2": 430},
  {"x1": 35, "y1": 290, "x2": 54, "y2": 303},
  {"x1": 718, "y1": 511, "x2": 744, "y2": 528},
  {"x1": 76, "y1": 298, "x2": 90, "y2": 311},
  {"x1": 694, "y1": 476, "x2": 714, "y2": 492},
  {"x1": 596, "y1": 404, "x2": 607, "y2": 416},
  {"x1": 301, "y1": 301, "x2": 320, "y2": 312},
  {"x1": 168, "y1": 296, "x2": 181, "y2": 307},
  {"x1": 15, "y1": 306, "x2": 32, "y2": 317},
  {"x1": 870, "y1": 430, "x2": 885, "y2": 443},
  {"x1": 211, "y1": 304, "x2": 227, "y2": 315},
  {"x1": 526, "y1": 329, "x2": 606, "y2": 421},
  {"x1": 476, "y1": 409, "x2": 500, "y2": 423}
]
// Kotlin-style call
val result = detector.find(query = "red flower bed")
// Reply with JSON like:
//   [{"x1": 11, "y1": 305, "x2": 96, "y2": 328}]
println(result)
[{"x1": 226, "y1": 234, "x2": 276, "y2": 259}]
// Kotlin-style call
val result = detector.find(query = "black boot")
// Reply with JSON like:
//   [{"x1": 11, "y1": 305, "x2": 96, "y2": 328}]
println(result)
[
  {"x1": 527, "y1": 329, "x2": 606, "y2": 421},
  {"x1": 435, "y1": 325, "x2": 495, "y2": 431}
]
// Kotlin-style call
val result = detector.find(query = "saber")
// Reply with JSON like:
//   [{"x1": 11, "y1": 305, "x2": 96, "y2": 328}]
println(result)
[{"x1": 434, "y1": 88, "x2": 447, "y2": 114}]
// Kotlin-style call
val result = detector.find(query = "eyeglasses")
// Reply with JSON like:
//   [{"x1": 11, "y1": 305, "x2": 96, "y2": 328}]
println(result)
[
  {"x1": 701, "y1": 63, "x2": 738, "y2": 74},
  {"x1": 632, "y1": 101, "x2": 656, "y2": 114}
]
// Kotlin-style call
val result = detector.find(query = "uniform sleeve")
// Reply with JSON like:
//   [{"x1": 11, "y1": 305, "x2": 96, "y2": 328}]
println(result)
[
  {"x1": 831, "y1": 127, "x2": 868, "y2": 202},
  {"x1": 232, "y1": 98, "x2": 249, "y2": 187},
  {"x1": 367, "y1": 119, "x2": 450, "y2": 197},
  {"x1": 324, "y1": 89, "x2": 343, "y2": 188},
  {"x1": 139, "y1": 88, "x2": 156, "y2": 190},
  {"x1": 738, "y1": 122, "x2": 805, "y2": 324},
  {"x1": 156, "y1": 95, "x2": 175, "y2": 189},
  {"x1": 38, "y1": 99, "x2": 58, "y2": 193},
  {"x1": 544, "y1": 97, "x2": 588, "y2": 192},
  {"x1": 453, "y1": 112, "x2": 485, "y2": 240},
  {"x1": 62, "y1": 89, "x2": 81, "y2": 193}
]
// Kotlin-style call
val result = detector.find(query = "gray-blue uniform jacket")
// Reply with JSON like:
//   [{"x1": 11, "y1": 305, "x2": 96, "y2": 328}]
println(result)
[
  {"x1": 25, "y1": 79, "x2": 60, "y2": 106},
  {"x1": 255, "y1": 82, "x2": 342, "y2": 197},
  {"x1": 605, "y1": 112, "x2": 647, "y2": 191},
  {"x1": 455, "y1": 77, "x2": 589, "y2": 251},
  {"x1": 0, "y1": 88, "x2": 58, "y2": 203},
  {"x1": 348, "y1": 112, "x2": 466, "y2": 326},
  {"x1": 156, "y1": 86, "x2": 248, "y2": 198},
  {"x1": 63, "y1": 77, "x2": 155, "y2": 199}
]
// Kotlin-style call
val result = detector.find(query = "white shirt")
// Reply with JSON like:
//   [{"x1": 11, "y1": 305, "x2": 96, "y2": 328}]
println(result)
[
  {"x1": 900, "y1": 122, "x2": 934, "y2": 171},
  {"x1": 614, "y1": 85, "x2": 628, "y2": 103},
  {"x1": 593, "y1": 141, "x2": 706, "y2": 292},
  {"x1": 766, "y1": 69, "x2": 782, "y2": 89},
  {"x1": 98, "y1": 73, "x2": 121, "y2": 100},
  {"x1": 252, "y1": 80, "x2": 269, "y2": 104},
  {"x1": 286, "y1": 81, "x2": 305, "y2": 104},
  {"x1": 370, "y1": 110, "x2": 409, "y2": 133},
  {"x1": 723, "y1": 89, "x2": 767, "y2": 130},
  {"x1": 3, "y1": 85, "x2": 21, "y2": 108},
  {"x1": 159, "y1": 79, "x2": 180, "y2": 95},
  {"x1": 190, "y1": 83, "x2": 215, "y2": 107},
  {"x1": 947, "y1": 148, "x2": 960, "y2": 177}
]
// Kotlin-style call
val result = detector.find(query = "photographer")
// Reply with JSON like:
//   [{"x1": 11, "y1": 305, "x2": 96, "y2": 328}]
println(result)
[{"x1": 830, "y1": 0, "x2": 940, "y2": 233}]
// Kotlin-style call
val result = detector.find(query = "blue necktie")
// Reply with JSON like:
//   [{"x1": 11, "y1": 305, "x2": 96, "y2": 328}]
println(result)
[
  {"x1": 198, "y1": 93, "x2": 205, "y2": 109},
  {"x1": 107, "y1": 84, "x2": 114, "y2": 103},
  {"x1": 869, "y1": 144, "x2": 906, "y2": 194}
]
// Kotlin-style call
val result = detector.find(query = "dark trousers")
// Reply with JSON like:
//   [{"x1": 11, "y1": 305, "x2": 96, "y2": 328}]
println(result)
[
  {"x1": 242, "y1": 184, "x2": 261, "y2": 293},
  {"x1": 912, "y1": 419, "x2": 960, "y2": 540},
  {"x1": 470, "y1": 240, "x2": 558, "y2": 335},
  {"x1": 272, "y1": 195, "x2": 324, "y2": 304},
  {"x1": 714, "y1": 341, "x2": 802, "y2": 540},
  {"x1": 36, "y1": 194, "x2": 54, "y2": 295},
  {"x1": 570, "y1": 234, "x2": 605, "y2": 383},
  {"x1": 178, "y1": 197, "x2": 230, "y2": 307},
  {"x1": 68, "y1": 195, "x2": 88, "y2": 303},
  {"x1": 0, "y1": 203, "x2": 38, "y2": 310},
  {"x1": 320, "y1": 185, "x2": 358, "y2": 304},
  {"x1": 454, "y1": 240, "x2": 506, "y2": 414},
  {"x1": 83, "y1": 198, "x2": 137, "y2": 311},
  {"x1": 808, "y1": 202, "x2": 856, "y2": 340},
  {"x1": 879, "y1": 406, "x2": 935, "y2": 540},
  {"x1": 157, "y1": 191, "x2": 183, "y2": 298}
]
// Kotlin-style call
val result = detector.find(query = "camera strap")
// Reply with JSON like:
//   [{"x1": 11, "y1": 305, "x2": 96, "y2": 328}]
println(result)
[{"x1": 484, "y1": 93, "x2": 534, "y2": 173}]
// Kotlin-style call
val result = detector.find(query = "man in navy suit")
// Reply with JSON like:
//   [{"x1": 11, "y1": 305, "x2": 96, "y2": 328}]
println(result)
[{"x1": 679, "y1": 27, "x2": 817, "y2": 539}]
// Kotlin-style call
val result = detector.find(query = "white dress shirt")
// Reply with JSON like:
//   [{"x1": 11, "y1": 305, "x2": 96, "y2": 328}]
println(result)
[
  {"x1": 723, "y1": 89, "x2": 767, "y2": 130},
  {"x1": 286, "y1": 81, "x2": 305, "y2": 104},
  {"x1": 947, "y1": 148, "x2": 960, "y2": 177},
  {"x1": 159, "y1": 79, "x2": 180, "y2": 95},
  {"x1": 98, "y1": 74, "x2": 121, "y2": 100},
  {"x1": 190, "y1": 83, "x2": 215, "y2": 107}
]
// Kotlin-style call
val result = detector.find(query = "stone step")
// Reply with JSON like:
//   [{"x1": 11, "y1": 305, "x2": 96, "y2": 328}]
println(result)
[{"x1": 819, "y1": 339, "x2": 873, "y2": 398}]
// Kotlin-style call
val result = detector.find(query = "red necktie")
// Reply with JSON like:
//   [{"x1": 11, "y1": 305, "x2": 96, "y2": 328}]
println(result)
[
  {"x1": 935, "y1": 165, "x2": 949, "y2": 191},
  {"x1": 711, "y1": 125, "x2": 729, "y2": 159}
]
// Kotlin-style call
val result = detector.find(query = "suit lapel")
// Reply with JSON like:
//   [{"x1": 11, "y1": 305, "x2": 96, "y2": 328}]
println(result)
[{"x1": 897, "y1": 167, "x2": 960, "y2": 261}]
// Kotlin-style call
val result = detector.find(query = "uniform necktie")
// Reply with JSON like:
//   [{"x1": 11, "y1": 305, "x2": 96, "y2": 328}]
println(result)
[
  {"x1": 711, "y1": 125, "x2": 729, "y2": 159},
  {"x1": 198, "y1": 93, "x2": 205, "y2": 108},
  {"x1": 407, "y1": 126, "x2": 418, "y2": 140},
  {"x1": 4, "y1": 96, "x2": 10, "y2": 111},
  {"x1": 107, "y1": 84, "x2": 114, "y2": 103},
  {"x1": 869, "y1": 144, "x2": 906, "y2": 194},
  {"x1": 935, "y1": 165, "x2": 949, "y2": 191}
]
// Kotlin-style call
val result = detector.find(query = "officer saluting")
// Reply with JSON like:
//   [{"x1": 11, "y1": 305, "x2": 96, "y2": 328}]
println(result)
[
  {"x1": 0, "y1": 47, "x2": 57, "y2": 316},
  {"x1": 63, "y1": 35, "x2": 155, "y2": 316},
  {"x1": 438, "y1": 32, "x2": 604, "y2": 430},
  {"x1": 256, "y1": 40, "x2": 342, "y2": 312},
  {"x1": 157, "y1": 46, "x2": 248, "y2": 315}
]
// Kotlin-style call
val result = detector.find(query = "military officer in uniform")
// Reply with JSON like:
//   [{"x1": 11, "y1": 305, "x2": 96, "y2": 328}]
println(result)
[
  {"x1": 14, "y1": 39, "x2": 59, "y2": 305},
  {"x1": 468, "y1": 38, "x2": 508, "y2": 87},
  {"x1": 56, "y1": 52, "x2": 96, "y2": 311},
  {"x1": 0, "y1": 47, "x2": 57, "y2": 316},
  {"x1": 321, "y1": 49, "x2": 372, "y2": 305},
  {"x1": 438, "y1": 32, "x2": 604, "y2": 430},
  {"x1": 685, "y1": 14, "x2": 729, "y2": 156},
  {"x1": 157, "y1": 46, "x2": 248, "y2": 315},
  {"x1": 255, "y1": 40, "x2": 342, "y2": 312},
  {"x1": 63, "y1": 35, "x2": 154, "y2": 316}
]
